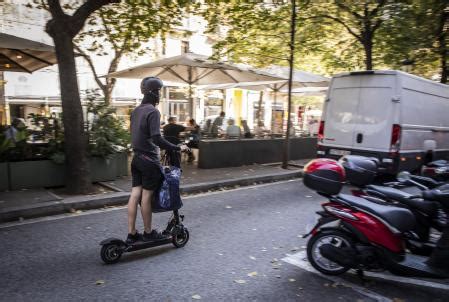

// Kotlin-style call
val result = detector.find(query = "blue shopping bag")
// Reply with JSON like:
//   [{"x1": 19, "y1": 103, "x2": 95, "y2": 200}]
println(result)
[{"x1": 152, "y1": 165, "x2": 183, "y2": 212}]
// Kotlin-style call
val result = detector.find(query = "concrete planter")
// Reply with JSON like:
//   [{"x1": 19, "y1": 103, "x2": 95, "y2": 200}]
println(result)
[
  {"x1": 115, "y1": 152, "x2": 129, "y2": 177},
  {"x1": 9, "y1": 160, "x2": 65, "y2": 190},
  {"x1": 90, "y1": 157, "x2": 117, "y2": 182},
  {"x1": 0, "y1": 162, "x2": 9, "y2": 191},
  {"x1": 7, "y1": 152, "x2": 129, "y2": 190}
]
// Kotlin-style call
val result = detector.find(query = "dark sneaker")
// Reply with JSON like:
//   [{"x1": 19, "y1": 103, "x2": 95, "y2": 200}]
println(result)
[
  {"x1": 126, "y1": 231, "x2": 141, "y2": 244},
  {"x1": 143, "y1": 229, "x2": 169, "y2": 241}
]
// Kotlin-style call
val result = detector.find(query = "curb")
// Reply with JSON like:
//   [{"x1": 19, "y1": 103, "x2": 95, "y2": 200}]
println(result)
[{"x1": 0, "y1": 170, "x2": 302, "y2": 223}]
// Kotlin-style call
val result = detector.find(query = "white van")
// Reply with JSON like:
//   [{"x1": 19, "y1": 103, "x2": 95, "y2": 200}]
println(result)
[{"x1": 317, "y1": 70, "x2": 449, "y2": 173}]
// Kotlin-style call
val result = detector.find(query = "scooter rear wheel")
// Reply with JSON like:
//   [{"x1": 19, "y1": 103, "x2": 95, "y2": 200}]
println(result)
[
  {"x1": 172, "y1": 228, "x2": 189, "y2": 248},
  {"x1": 307, "y1": 230, "x2": 352, "y2": 275},
  {"x1": 101, "y1": 243, "x2": 123, "y2": 264}
]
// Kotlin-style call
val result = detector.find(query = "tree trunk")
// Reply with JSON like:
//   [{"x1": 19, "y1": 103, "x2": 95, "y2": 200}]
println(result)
[
  {"x1": 438, "y1": 6, "x2": 448, "y2": 84},
  {"x1": 364, "y1": 40, "x2": 373, "y2": 70},
  {"x1": 256, "y1": 91, "x2": 263, "y2": 126},
  {"x1": 282, "y1": 0, "x2": 297, "y2": 169},
  {"x1": 50, "y1": 31, "x2": 91, "y2": 194}
]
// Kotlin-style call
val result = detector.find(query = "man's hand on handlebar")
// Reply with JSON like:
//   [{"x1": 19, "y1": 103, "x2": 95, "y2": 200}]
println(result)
[{"x1": 179, "y1": 144, "x2": 191, "y2": 152}]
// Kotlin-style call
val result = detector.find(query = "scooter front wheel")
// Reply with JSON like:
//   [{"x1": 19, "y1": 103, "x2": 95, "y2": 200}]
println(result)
[
  {"x1": 172, "y1": 228, "x2": 189, "y2": 248},
  {"x1": 101, "y1": 243, "x2": 123, "y2": 264},
  {"x1": 307, "y1": 230, "x2": 352, "y2": 275}
]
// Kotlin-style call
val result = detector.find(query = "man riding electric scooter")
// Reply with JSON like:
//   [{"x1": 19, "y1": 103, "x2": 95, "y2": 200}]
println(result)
[{"x1": 127, "y1": 76, "x2": 189, "y2": 243}]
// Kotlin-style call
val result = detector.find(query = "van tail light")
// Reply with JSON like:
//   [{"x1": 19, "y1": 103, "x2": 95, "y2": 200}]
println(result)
[
  {"x1": 390, "y1": 124, "x2": 401, "y2": 153},
  {"x1": 318, "y1": 121, "x2": 325, "y2": 142}
]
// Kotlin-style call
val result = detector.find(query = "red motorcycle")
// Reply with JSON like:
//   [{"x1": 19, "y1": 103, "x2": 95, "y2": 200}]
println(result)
[{"x1": 303, "y1": 159, "x2": 449, "y2": 278}]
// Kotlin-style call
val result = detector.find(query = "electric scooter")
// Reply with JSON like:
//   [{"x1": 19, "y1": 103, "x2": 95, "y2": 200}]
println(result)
[
  {"x1": 302, "y1": 159, "x2": 449, "y2": 278},
  {"x1": 100, "y1": 150, "x2": 189, "y2": 264},
  {"x1": 100, "y1": 209, "x2": 189, "y2": 264}
]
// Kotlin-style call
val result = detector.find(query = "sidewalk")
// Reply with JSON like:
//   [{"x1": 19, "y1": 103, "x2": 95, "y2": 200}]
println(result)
[{"x1": 0, "y1": 159, "x2": 309, "y2": 223}]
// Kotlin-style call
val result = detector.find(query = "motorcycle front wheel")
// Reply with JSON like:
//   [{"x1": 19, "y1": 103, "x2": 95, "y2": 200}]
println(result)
[{"x1": 307, "y1": 230, "x2": 353, "y2": 275}]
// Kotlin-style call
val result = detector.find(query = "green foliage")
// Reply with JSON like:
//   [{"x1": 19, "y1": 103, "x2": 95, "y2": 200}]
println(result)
[
  {"x1": 86, "y1": 90, "x2": 131, "y2": 158},
  {"x1": 202, "y1": 0, "x2": 446, "y2": 80},
  {"x1": 74, "y1": 0, "x2": 194, "y2": 102},
  {"x1": 0, "y1": 124, "x2": 31, "y2": 162}
]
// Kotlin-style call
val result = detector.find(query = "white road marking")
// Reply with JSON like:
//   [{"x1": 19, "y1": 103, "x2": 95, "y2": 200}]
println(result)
[
  {"x1": 282, "y1": 251, "x2": 392, "y2": 302},
  {"x1": 283, "y1": 251, "x2": 449, "y2": 297},
  {"x1": 0, "y1": 179, "x2": 303, "y2": 229}
]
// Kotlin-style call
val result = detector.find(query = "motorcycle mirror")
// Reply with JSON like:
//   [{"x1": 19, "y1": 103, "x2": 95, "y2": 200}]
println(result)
[{"x1": 397, "y1": 171, "x2": 411, "y2": 182}]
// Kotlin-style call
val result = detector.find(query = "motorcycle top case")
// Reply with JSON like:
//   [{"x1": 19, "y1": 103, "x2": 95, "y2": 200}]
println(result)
[
  {"x1": 303, "y1": 158, "x2": 345, "y2": 195},
  {"x1": 152, "y1": 166, "x2": 183, "y2": 213},
  {"x1": 339, "y1": 155, "x2": 378, "y2": 186}
]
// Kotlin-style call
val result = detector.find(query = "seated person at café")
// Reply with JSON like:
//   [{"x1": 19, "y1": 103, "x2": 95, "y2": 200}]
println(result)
[
  {"x1": 254, "y1": 121, "x2": 269, "y2": 138},
  {"x1": 202, "y1": 119, "x2": 212, "y2": 137},
  {"x1": 163, "y1": 116, "x2": 190, "y2": 145},
  {"x1": 225, "y1": 118, "x2": 241, "y2": 139},
  {"x1": 186, "y1": 118, "x2": 200, "y2": 162},
  {"x1": 241, "y1": 119, "x2": 253, "y2": 138}
]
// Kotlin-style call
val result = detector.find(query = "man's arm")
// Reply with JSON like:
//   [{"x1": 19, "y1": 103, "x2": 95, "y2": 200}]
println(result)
[{"x1": 147, "y1": 111, "x2": 180, "y2": 151}]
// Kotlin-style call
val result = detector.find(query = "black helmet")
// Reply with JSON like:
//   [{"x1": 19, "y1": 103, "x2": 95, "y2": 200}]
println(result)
[{"x1": 140, "y1": 76, "x2": 163, "y2": 95}]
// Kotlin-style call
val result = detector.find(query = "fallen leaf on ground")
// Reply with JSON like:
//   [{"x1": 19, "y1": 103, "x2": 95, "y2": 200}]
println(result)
[
  {"x1": 192, "y1": 294, "x2": 201, "y2": 300},
  {"x1": 234, "y1": 279, "x2": 247, "y2": 284},
  {"x1": 247, "y1": 272, "x2": 258, "y2": 277},
  {"x1": 95, "y1": 280, "x2": 105, "y2": 285}
]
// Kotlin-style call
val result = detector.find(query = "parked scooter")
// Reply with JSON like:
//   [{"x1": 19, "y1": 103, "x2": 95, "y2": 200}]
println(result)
[
  {"x1": 340, "y1": 155, "x2": 446, "y2": 255},
  {"x1": 303, "y1": 158, "x2": 449, "y2": 278},
  {"x1": 422, "y1": 160, "x2": 449, "y2": 181}
]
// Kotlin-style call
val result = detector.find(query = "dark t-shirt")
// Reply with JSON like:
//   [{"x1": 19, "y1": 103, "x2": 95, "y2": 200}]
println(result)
[
  {"x1": 130, "y1": 103, "x2": 161, "y2": 160},
  {"x1": 163, "y1": 123, "x2": 186, "y2": 144}
]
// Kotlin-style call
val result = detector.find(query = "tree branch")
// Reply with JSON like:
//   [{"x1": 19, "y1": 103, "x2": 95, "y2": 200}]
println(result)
[
  {"x1": 71, "y1": 0, "x2": 120, "y2": 35},
  {"x1": 99, "y1": 10, "x2": 120, "y2": 51},
  {"x1": 334, "y1": 0, "x2": 363, "y2": 20},
  {"x1": 46, "y1": 0, "x2": 65, "y2": 18},
  {"x1": 308, "y1": 15, "x2": 363, "y2": 43},
  {"x1": 369, "y1": 0, "x2": 387, "y2": 18},
  {"x1": 73, "y1": 44, "x2": 106, "y2": 91}
]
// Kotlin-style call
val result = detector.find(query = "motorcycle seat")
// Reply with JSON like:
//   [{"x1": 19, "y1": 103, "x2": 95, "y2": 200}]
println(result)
[
  {"x1": 366, "y1": 185, "x2": 438, "y2": 215},
  {"x1": 422, "y1": 189, "x2": 449, "y2": 210},
  {"x1": 338, "y1": 194, "x2": 416, "y2": 232}
]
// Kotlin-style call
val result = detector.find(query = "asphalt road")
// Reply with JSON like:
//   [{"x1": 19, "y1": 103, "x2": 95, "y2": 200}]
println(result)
[{"x1": 0, "y1": 180, "x2": 447, "y2": 302}]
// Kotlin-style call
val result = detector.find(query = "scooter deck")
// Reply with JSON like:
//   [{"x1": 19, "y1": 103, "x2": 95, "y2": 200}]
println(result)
[
  {"x1": 394, "y1": 254, "x2": 449, "y2": 278},
  {"x1": 125, "y1": 238, "x2": 172, "y2": 252}
]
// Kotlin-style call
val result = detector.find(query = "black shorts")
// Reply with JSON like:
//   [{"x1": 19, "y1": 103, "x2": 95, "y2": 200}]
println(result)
[{"x1": 131, "y1": 154, "x2": 163, "y2": 190}]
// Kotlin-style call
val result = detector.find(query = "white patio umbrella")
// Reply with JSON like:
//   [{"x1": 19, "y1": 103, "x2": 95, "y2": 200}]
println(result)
[
  {"x1": 199, "y1": 67, "x2": 328, "y2": 105},
  {"x1": 0, "y1": 33, "x2": 57, "y2": 73},
  {"x1": 106, "y1": 53, "x2": 284, "y2": 117}
]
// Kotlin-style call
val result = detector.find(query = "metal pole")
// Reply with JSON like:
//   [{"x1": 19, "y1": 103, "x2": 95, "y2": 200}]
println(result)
[
  {"x1": 282, "y1": 0, "x2": 297, "y2": 169},
  {"x1": 188, "y1": 67, "x2": 194, "y2": 119}
]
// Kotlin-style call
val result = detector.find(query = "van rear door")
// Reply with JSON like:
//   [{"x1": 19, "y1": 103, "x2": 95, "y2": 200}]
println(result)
[
  {"x1": 323, "y1": 77, "x2": 361, "y2": 149},
  {"x1": 352, "y1": 74, "x2": 396, "y2": 152}
]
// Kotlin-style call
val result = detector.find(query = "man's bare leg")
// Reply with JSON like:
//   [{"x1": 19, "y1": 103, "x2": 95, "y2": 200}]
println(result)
[
  {"x1": 140, "y1": 188, "x2": 154, "y2": 233},
  {"x1": 127, "y1": 186, "x2": 142, "y2": 234}
]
